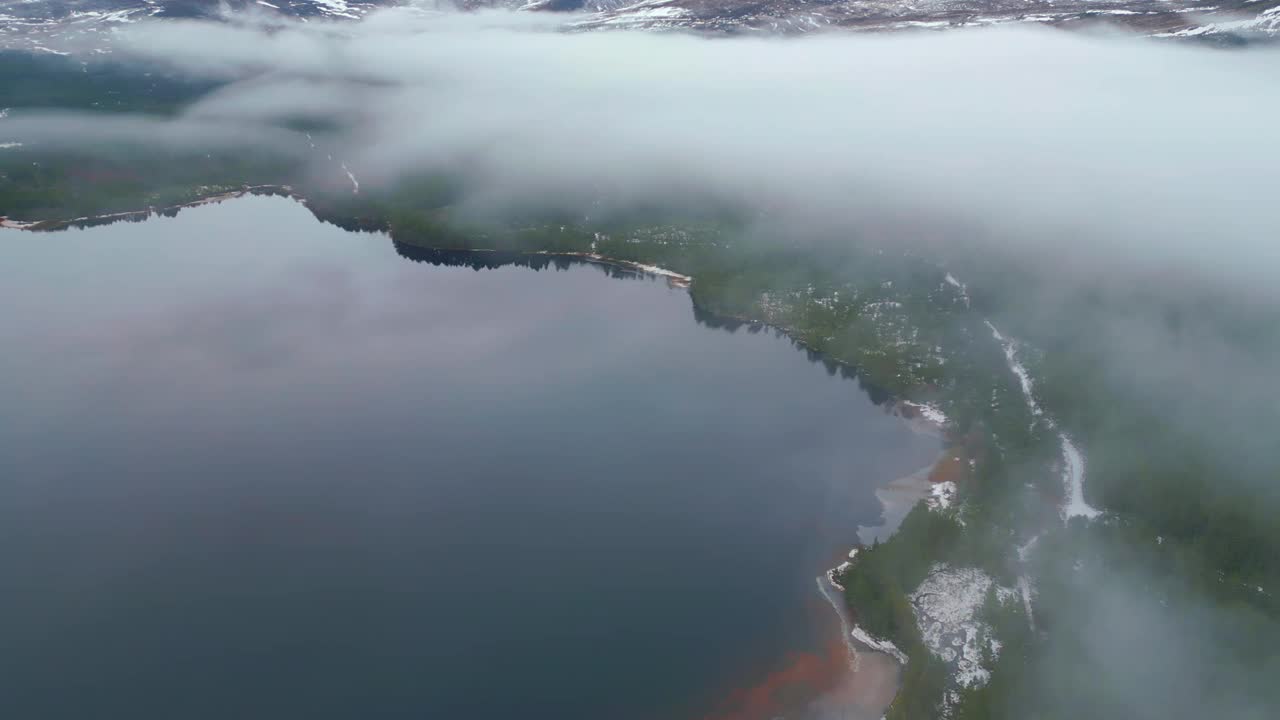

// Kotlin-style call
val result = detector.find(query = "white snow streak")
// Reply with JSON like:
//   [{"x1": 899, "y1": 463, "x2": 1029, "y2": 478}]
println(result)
[
  {"x1": 901, "y1": 400, "x2": 948, "y2": 429},
  {"x1": 1017, "y1": 574, "x2": 1037, "y2": 632},
  {"x1": 850, "y1": 625, "x2": 910, "y2": 665},
  {"x1": 311, "y1": 0, "x2": 361, "y2": 20},
  {"x1": 1060, "y1": 435, "x2": 1101, "y2": 520},
  {"x1": 984, "y1": 320, "x2": 1101, "y2": 522},
  {"x1": 341, "y1": 163, "x2": 360, "y2": 194},
  {"x1": 984, "y1": 320, "x2": 1043, "y2": 422}
]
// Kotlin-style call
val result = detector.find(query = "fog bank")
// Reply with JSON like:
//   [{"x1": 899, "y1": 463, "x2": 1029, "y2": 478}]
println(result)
[{"x1": 91, "y1": 7, "x2": 1280, "y2": 295}]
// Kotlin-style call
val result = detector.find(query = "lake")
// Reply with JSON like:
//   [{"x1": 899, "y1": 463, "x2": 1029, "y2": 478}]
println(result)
[{"x1": 0, "y1": 195, "x2": 938, "y2": 720}]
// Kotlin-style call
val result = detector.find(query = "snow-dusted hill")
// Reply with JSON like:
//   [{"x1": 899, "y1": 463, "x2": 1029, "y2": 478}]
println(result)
[
  {"x1": 0, "y1": 1, "x2": 389, "y2": 53},
  {"x1": 0, "y1": 0, "x2": 384, "y2": 23},
  {"x1": 474, "y1": 0, "x2": 1280, "y2": 38},
  {"x1": 2, "y1": 0, "x2": 1278, "y2": 54}
]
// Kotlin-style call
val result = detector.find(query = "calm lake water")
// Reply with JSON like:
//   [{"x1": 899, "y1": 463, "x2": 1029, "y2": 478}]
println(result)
[{"x1": 0, "y1": 196, "x2": 937, "y2": 720}]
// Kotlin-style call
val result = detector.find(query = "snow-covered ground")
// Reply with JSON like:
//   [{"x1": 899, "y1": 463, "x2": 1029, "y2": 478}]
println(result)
[
  {"x1": 984, "y1": 319, "x2": 1102, "y2": 522},
  {"x1": 818, "y1": 573, "x2": 910, "y2": 667},
  {"x1": 622, "y1": 260, "x2": 692, "y2": 283},
  {"x1": 927, "y1": 480, "x2": 957, "y2": 511},
  {"x1": 850, "y1": 624, "x2": 910, "y2": 666},
  {"x1": 1060, "y1": 435, "x2": 1101, "y2": 520},
  {"x1": 341, "y1": 163, "x2": 360, "y2": 194},
  {"x1": 1016, "y1": 573, "x2": 1037, "y2": 632},
  {"x1": 857, "y1": 458, "x2": 940, "y2": 545},
  {"x1": 310, "y1": 0, "x2": 363, "y2": 20},
  {"x1": 985, "y1": 320, "x2": 1045, "y2": 424},
  {"x1": 911, "y1": 565, "x2": 1017, "y2": 715},
  {"x1": 902, "y1": 400, "x2": 949, "y2": 429},
  {"x1": 0, "y1": 1, "x2": 386, "y2": 55},
  {"x1": 942, "y1": 267, "x2": 1102, "y2": 522},
  {"x1": 944, "y1": 272, "x2": 971, "y2": 309},
  {"x1": 1155, "y1": 4, "x2": 1280, "y2": 37}
]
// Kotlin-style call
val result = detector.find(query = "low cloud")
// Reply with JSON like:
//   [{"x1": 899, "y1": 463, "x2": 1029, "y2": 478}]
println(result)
[
  {"x1": 79, "y1": 8, "x2": 1280, "y2": 481},
  {"x1": 6, "y1": 3, "x2": 1268, "y2": 495},
  {"x1": 96, "y1": 7, "x2": 1280, "y2": 299},
  {"x1": 8, "y1": 8, "x2": 1280, "y2": 719}
]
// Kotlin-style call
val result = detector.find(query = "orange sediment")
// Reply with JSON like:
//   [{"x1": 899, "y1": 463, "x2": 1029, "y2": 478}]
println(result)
[
  {"x1": 928, "y1": 449, "x2": 968, "y2": 485},
  {"x1": 695, "y1": 590, "x2": 901, "y2": 720},
  {"x1": 697, "y1": 639, "x2": 851, "y2": 720}
]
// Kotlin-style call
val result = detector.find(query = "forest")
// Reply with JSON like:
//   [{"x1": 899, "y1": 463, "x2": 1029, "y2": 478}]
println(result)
[{"x1": 4, "y1": 48, "x2": 1279, "y2": 720}]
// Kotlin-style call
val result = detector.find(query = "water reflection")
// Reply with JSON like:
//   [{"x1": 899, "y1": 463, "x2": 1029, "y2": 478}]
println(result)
[
  {"x1": 0, "y1": 195, "x2": 935, "y2": 720},
  {"x1": 394, "y1": 242, "x2": 895, "y2": 406}
]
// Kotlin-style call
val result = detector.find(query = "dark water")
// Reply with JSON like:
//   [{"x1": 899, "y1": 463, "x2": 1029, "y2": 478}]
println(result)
[{"x1": 0, "y1": 196, "x2": 937, "y2": 720}]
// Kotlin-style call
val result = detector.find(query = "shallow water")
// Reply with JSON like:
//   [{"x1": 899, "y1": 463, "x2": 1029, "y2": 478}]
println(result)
[{"x1": 0, "y1": 195, "x2": 937, "y2": 720}]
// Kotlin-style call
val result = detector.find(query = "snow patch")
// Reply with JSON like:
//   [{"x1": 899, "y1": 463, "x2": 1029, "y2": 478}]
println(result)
[
  {"x1": 311, "y1": 0, "x2": 361, "y2": 20},
  {"x1": 1060, "y1": 435, "x2": 1101, "y2": 520},
  {"x1": 851, "y1": 625, "x2": 910, "y2": 665},
  {"x1": 918, "y1": 403, "x2": 949, "y2": 426},
  {"x1": 341, "y1": 163, "x2": 360, "y2": 194},
  {"x1": 901, "y1": 400, "x2": 948, "y2": 429},
  {"x1": 984, "y1": 321, "x2": 1043, "y2": 421},
  {"x1": 912, "y1": 565, "x2": 1016, "y2": 712},
  {"x1": 1153, "y1": 5, "x2": 1280, "y2": 37},
  {"x1": 984, "y1": 320, "x2": 1101, "y2": 522},
  {"x1": 944, "y1": 271, "x2": 971, "y2": 308},
  {"x1": 827, "y1": 561, "x2": 852, "y2": 591},
  {"x1": 1016, "y1": 534, "x2": 1040, "y2": 562},
  {"x1": 1017, "y1": 574, "x2": 1037, "y2": 632},
  {"x1": 928, "y1": 481, "x2": 957, "y2": 511}
]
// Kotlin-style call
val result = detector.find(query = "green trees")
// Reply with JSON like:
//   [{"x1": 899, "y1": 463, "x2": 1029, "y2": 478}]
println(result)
[{"x1": 835, "y1": 508, "x2": 965, "y2": 720}]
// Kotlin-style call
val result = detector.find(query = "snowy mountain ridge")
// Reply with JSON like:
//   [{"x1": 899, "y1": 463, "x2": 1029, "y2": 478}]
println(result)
[{"x1": 3, "y1": 0, "x2": 1279, "y2": 51}]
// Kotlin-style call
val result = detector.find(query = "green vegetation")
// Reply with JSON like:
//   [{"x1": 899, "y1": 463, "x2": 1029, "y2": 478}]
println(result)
[
  {"x1": 0, "y1": 51, "x2": 218, "y2": 114},
  {"x1": 5, "y1": 48, "x2": 1279, "y2": 720},
  {"x1": 837, "y1": 507, "x2": 961, "y2": 719},
  {"x1": 0, "y1": 145, "x2": 298, "y2": 221}
]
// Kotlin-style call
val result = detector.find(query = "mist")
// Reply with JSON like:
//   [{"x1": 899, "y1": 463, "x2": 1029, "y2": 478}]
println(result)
[
  {"x1": 1, "y1": 110, "x2": 307, "y2": 153},
  {"x1": 7, "y1": 8, "x2": 1274, "y2": 297},
  {"x1": 8, "y1": 7, "x2": 1280, "y2": 718},
  {"x1": 89, "y1": 8, "x2": 1280, "y2": 293},
  {"x1": 86, "y1": 5, "x2": 1280, "y2": 481}
]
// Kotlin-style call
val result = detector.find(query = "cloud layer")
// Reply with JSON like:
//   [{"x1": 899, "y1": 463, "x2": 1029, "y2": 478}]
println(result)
[{"x1": 88, "y1": 7, "x2": 1280, "y2": 297}]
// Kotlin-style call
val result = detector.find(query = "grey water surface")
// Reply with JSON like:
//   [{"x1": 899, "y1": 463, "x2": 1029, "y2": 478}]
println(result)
[{"x1": 0, "y1": 195, "x2": 937, "y2": 720}]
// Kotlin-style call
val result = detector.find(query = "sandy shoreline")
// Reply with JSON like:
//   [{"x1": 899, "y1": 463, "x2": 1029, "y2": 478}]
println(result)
[
  {"x1": 816, "y1": 403, "x2": 952, "y2": 717},
  {"x1": 855, "y1": 453, "x2": 945, "y2": 547},
  {"x1": 815, "y1": 574, "x2": 906, "y2": 719}
]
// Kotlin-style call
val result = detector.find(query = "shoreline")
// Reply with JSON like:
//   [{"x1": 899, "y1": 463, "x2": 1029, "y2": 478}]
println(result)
[
  {"x1": 5, "y1": 190, "x2": 948, "y2": 437},
  {"x1": 854, "y1": 452, "x2": 947, "y2": 547},
  {"x1": 818, "y1": 574, "x2": 910, "y2": 668},
  {"x1": 816, "y1": 573, "x2": 908, "y2": 718},
  {"x1": 0, "y1": 187, "x2": 696, "y2": 290},
  {"x1": 397, "y1": 245, "x2": 694, "y2": 289},
  {"x1": 5, "y1": 188, "x2": 947, "y2": 718},
  {"x1": 0, "y1": 184, "x2": 298, "y2": 231}
]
